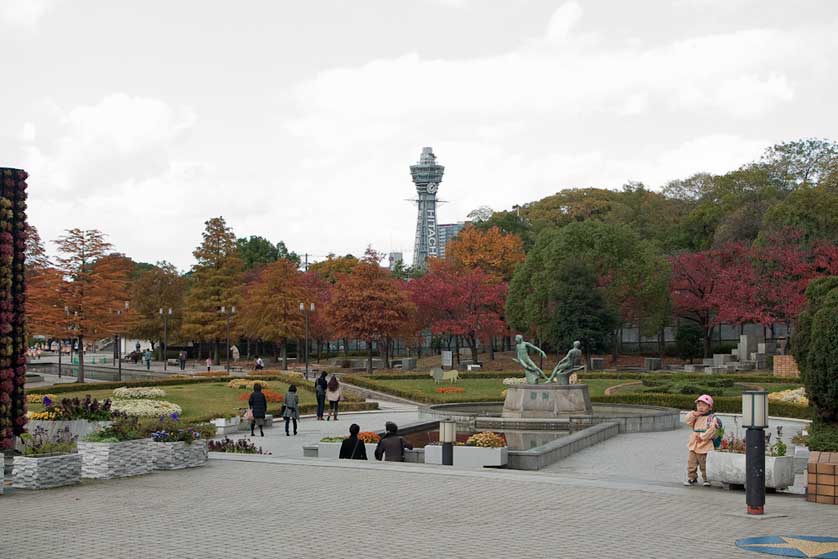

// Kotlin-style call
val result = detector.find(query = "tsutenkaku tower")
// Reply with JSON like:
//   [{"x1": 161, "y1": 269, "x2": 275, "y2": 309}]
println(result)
[{"x1": 411, "y1": 147, "x2": 445, "y2": 269}]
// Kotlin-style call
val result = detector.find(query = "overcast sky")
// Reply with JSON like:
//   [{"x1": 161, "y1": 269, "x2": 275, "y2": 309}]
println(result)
[{"x1": 2, "y1": 0, "x2": 837, "y2": 270}]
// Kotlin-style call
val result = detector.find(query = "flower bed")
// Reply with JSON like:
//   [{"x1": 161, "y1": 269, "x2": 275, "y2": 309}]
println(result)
[
  {"x1": 768, "y1": 387, "x2": 808, "y2": 407},
  {"x1": 435, "y1": 386, "x2": 465, "y2": 394},
  {"x1": 113, "y1": 386, "x2": 166, "y2": 399},
  {"x1": 111, "y1": 399, "x2": 182, "y2": 417},
  {"x1": 227, "y1": 379, "x2": 274, "y2": 390},
  {"x1": 26, "y1": 393, "x2": 56, "y2": 404},
  {"x1": 502, "y1": 377, "x2": 526, "y2": 385},
  {"x1": 237, "y1": 389, "x2": 283, "y2": 403},
  {"x1": 208, "y1": 436, "x2": 271, "y2": 455},
  {"x1": 465, "y1": 432, "x2": 506, "y2": 448}
]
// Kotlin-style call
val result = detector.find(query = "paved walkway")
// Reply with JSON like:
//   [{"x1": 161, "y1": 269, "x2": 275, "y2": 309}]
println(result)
[{"x1": 4, "y1": 454, "x2": 837, "y2": 559}]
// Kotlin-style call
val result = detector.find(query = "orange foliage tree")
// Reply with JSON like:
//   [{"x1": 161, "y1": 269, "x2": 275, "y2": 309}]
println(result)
[
  {"x1": 445, "y1": 225, "x2": 525, "y2": 281},
  {"x1": 328, "y1": 253, "x2": 414, "y2": 373},
  {"x1": 301, "y1": 271, "x2": 334, "y2": 361},
  {"x1": 237, "y1": 259, "x2": 305, "y2": 369},
  {"x1": 54, "y1": 229, "x2": 132, "y2": 382},
  {"x1": 24, "y1": 226, "x2": 65, "y2": 339}
]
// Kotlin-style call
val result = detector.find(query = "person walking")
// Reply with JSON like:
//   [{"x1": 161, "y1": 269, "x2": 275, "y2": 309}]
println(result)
[
  {"x1": 339, "y1": 423, "x2": 368, "y2": 460},
  {"x1": 315, "y1": 371, "x2": 328, "y2": 420},
  {"x1": 254, "y1": 356, "x2": 264, "y2": 371},
  {"x1": 325, "y1": 375, "x2": 342, "y2": 421},
  {"x1": 283, "y1": 384, "x2": 300, "y2": 436},
  {"x1": 205, "y1": 357, "x2": 212, "y2": 372},
  {"x1": 178, "y1": 350, "x2": 187, "y2": 371},
  {"x1": 248, "y1": 383, "x2": 268, "y2": 437},
  {"x1": 374, "y1": 422, "x2": 413, "y2": 462},
  {"x1": 143, "y1": 348, "x2": 152, "y2": 370}
]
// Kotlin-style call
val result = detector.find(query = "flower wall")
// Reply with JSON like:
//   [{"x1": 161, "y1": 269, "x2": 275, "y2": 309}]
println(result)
[{"x1": 1, "y1": 167, "x2": 28, "y2": 449}]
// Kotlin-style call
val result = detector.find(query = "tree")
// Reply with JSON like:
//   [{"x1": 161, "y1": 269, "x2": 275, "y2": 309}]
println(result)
[
  {"x1": 301, "y1": 271, "x2": 334, "y2": 361},
  {"x1": 128, "y1": 262, "x2": 188, "y2": 349},
  {"x1": 54, "y1": 229, "x2": 132, "y2": 382},
  {"x1": 760, "y1": 183, "x2": 838, "y2": 244},
  {"x1": 308, "y1": 254, "x2": 358, "y2": 284},
  {"x1": 409, "y1": 261, "x2": 507, "y2": 363},
  {"x1": 276, "y1": 241, "x2": 301, "y2": 267},
  {"x1": 181, "y1": 217, "x2": 243, "y2": 363},
  {"x1": 236, "y1": 236, "x2": 278, "y2": 269},
  {"x1": 329, "y1": 255, "x2": 414, "y2": 373},
  {"x1": 446, "y1": 225, "x2": 525, "y2": 281},
  {"x1": 675, "y1": 322, "x2": 703, "y2": 363},
  {"x1": 24, "y1": 226, "x2": 65, "y2": 338},
  {"x1": 466, "y1": 206, "x2": 494, "y2": 222},
  {"x1": 761, "y1": 138, "x2": 838, "y2": 188},
  {"x1": 237, "y1": 259, "x2": 305, "y2": 369},
  {"x1": 792, "y1": 276, "x2": 838, "y2": 425}
]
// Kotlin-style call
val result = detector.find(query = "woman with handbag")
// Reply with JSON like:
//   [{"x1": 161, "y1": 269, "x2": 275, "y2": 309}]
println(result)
[
  {"x1": 325, "y1": 375, "x2": 342, "y2": 421},
  {"x1": 282, "y1": 384, "x2": 300, "y2": 436},
  {"x1": 247, "y1": 383, "x2": 268, "y2": 437},
  {"x1": 339, "y1": 423, "x2": 368, "y2": 460}
]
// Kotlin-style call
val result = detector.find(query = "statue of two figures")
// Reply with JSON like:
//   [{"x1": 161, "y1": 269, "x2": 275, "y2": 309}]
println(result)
[{"x1": 513, "y1": 335, "x2": 584, "y2": 385}]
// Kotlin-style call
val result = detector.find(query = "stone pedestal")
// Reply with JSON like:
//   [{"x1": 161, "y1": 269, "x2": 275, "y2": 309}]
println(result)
[{"x1": 502, "y1": 384, "x2": 593, "y2": 418}]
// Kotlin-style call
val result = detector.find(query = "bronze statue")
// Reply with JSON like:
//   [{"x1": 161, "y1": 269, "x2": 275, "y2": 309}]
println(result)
[
  {"x1": 512, "y1": 334, "x2": 548, "y2": 384},
  {"x1": 547, "y1": 341, "x2": 584, "y2": 385}
]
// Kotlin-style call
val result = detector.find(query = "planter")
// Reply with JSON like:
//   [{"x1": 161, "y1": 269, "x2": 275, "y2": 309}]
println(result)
[
  {"x1": 425, "y1": 445, "x2": 508, "y2": 467},
  {"x1": 317, "y1": 441, "x2": 379, "y2": 459},
  {"x1": 706, "y1": 451, "x2": 795, "y2": 489},
  {"x1": 78, "y1": 439, "x2": 154, "y2": 479},
  {"x1": 13, "y1": 453, "x2": 82, "y2": 489},
  {"x1": 210, "y1": 417, "x2": 241, "y2": 436},
  {"x1": 152, "y1": 440, "x2": 208, "y2": 470},
  {"x1": 26, "y1": 420, "x2": 111, "y2": 441}
]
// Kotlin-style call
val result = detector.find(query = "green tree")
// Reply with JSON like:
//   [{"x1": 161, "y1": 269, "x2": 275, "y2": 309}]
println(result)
[
  {"x1": 182, "y1": 217, "x2": 243, "y2": 363},
  {"x1": 236, "y1": 236, "x2": 278, "y2": 269},
  {"x1": 128, "y1": 261, "x2": 188, "y2": 350},
  {"x1": 761, "y1": 138, "x2": 838, "y2": 188},
  {"x1": 760, "y1": 183, "x2": 838, "y2": 244},
  {"x1": 674, "y1": 322, "x2": 703, "y2": 363}
]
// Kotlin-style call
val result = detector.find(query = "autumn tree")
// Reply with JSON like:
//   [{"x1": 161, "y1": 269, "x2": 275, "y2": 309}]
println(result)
[
  {"x1": 301, "y1": 271, "x2": 333, "y2": 361},
  {"x1": 308, "y1": 254, "x2": 358, "y2": 284},
  {"x1": 446, "y1": 225, "x2": 525, "y2": 281},
  {"x1": 329, "y1": 253, "x2": 414, "y2": 373},
  {"x1": 54, "y1": 229, "x2": 132, "y2": 382},
  {"x1": 410, "y1": 260, "x2": 507, "y2": 363},
  {"x1": 128, "y1": 261, "x2": 188, "y2": 352},
  {"x1": 237, "y1": 259, "x2": 305, "y2": 369},
  {"x1": 181, "y1": 217, "x2": 243, "y2": 363},
  {"x1": 24, "y1": 226, "x2": 65, "y2": 339}
]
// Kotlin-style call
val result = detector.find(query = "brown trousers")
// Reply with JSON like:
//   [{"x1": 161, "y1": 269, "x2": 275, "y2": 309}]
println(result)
[{"x1": 687, "y1": 450, "x2": 708, "y2": 481}]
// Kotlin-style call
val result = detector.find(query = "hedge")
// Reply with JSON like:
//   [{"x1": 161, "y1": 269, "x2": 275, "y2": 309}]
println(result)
[
  {"x1": 186, "y1": 401, "x2": 379, "y2": 423},
  {"x1": 808, "y1": 421, "x2": 838, "y2": 451},
  {"x1": 591, "y1": 394, "x2": 813, "y2": 420},
  {"x1": 343, "y1": 376, "x2": 500, "y2": 404},
  {"x1": 357, "y1": 371, "x2": 786, "y2": 384}
]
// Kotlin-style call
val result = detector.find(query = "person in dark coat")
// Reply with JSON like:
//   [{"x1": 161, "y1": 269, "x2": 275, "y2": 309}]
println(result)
[
  {"x1": 315, "y1": 371, "x2": 327, "y2": 420},
  {"x1": 339, "y1": 423, "x2": 368, "y2": 460},
  {"x1": 374, "y1": 421, "x2": 413, "y2": 462},
  {"x1": 248, "y1": 383, "x2": 268, "y2": 437},
  {"x1": 283, "y1": 384, "x2": 300, "y2": 436}
]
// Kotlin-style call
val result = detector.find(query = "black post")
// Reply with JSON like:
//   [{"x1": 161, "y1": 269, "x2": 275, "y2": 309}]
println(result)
[
  {"x1": 163, "y1": 314, "x2": 168, "y2": 371},
  {"x1": 226, "y1": 315, "x2": 231, "y2": 373},
  {"x1": 745, "y1": 427, "x2": 766, "y2": 515},
  {"x1": 117, "y1": 335, "x2": 122, "y2": 382},
  {"x1": 58, "y1": 343, "x2": 62, "y2": 378},
  {"x1": 442, "y1": 442, "x2": 453, "y2": 466},
  {"x1": 304, "y1": 308, "x2": 310, "y2": 378}
]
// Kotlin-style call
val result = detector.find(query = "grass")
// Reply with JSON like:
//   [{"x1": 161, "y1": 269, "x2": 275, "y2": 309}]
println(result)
[
  {"x1": 363, "y1": 377, "x2": 624, "y2": 403},
  {"x1": 28, "y1": 381, "x2": 318, "y2": 421}
]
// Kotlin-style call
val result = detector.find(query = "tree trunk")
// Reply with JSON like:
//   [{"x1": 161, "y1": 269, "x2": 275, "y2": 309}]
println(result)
[
  {"x1": 343, "y1": 338, "x2": 349, "y2": 357},
  {"x1": 489, "y1": 336, "x2": 495, "y2": 361},
  {"x1": 658, "y1": 328, "x2": 665, "y2": 359},
  {"x1": 213, "y1": 340, "x2": 220, "y2": 365},
  {"x1": 367, "y1": 342, "x2": 373, "y2": 374},
  {"x1": 384, "y1": 336, "x2": 390, "y2": 369},
  {"x1": 454, "y1": 335, "x2": 460, "y2": 365},
  {"x1": 281, "y1": 339, "x2": 288, "y2": 370},
  {"x1": 316, "y1": 339, "x2": 321, "y2": 363},
  {"x1": 77, "y1": 335, "x2": 85, "y2": 383},
  {"x1": 703, "y1": 327, "x2": 712, "y2": 358},
  {"x1": 246, "y1": 338, "x2": 251, "y2": 359},
  {"x1": 469, "y1": 335, "x2": 478, "y2": 364}
]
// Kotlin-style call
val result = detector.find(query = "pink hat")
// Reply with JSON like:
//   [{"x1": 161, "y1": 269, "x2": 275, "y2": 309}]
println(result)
[{"x1": 695, "y1": 394, "x2": 714, "y2": 408}]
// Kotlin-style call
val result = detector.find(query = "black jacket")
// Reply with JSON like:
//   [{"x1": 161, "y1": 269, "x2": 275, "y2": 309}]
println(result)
[
  {"x1": 339, "y1": 436, "x2": 368, "y2": 460},
  {"x1": 315, "y1": 376, "x2": 328, "y2": 395},
  {"x1": 248, "y1": 392, "x2": 268, "y2": 419}
]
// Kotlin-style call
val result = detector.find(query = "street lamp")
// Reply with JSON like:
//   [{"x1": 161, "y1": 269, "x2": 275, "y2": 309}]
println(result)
[
  {"x1": 115, "y1": 301, "x2": 129, "y2": 381},
  {"x1": 63, "y1": 306, "x2": 78, "y2": 380},
  {"x1": 159, "y1": 307, "x2": 172, "y2": 371},
  {"x1": 440, "y1": 419, "x2": 457, "y2": 466},
  {"x1": 299, "y1": 302, "x2": 315, "y2": 379},
  {"x1": 218, "y1": 305, "x2": 236, "y2": 373},
  {"x1": 742, "y1": 390, "x2": 769, "y2": 515}
]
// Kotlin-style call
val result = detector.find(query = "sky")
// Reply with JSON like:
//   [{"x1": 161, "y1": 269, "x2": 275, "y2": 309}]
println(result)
[{"x1": 1, "y1": 0, "x2": 837, "y2": 271}]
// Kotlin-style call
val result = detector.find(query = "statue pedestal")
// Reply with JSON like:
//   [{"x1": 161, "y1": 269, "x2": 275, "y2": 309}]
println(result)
[{"x1": 502, "y1": 384, "x2": 593, "y2": 418}]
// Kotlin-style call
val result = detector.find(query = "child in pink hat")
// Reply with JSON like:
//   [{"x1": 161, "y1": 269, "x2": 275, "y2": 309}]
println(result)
[{"x1": 683, "y1": 394, "x2": 719, "y2": 486}]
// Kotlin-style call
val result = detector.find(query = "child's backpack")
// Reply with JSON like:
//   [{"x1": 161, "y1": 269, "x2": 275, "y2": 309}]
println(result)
[{"x1": 709, "y1": 414, "x2": 723, "y2": 449}]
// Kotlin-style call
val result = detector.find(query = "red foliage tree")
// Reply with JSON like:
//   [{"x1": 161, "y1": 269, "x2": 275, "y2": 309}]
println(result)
[{"x1": 409, "y1": 260, "x2": 507, "y2": 363}]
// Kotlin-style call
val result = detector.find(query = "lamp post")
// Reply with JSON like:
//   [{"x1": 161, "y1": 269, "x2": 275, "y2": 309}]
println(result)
[
  {"x1": 115, "y1": 301, "x2": 129, "y2": 381},
  {"x1": 159, "y1": 307, "x2": 172, "y2": 371},
  {"x1": 742, "y1": 390, "x2": 769, "y2": 515},
  {"x1": 299, "y1": 302, "x2": 314, "y2": 379},
  {"x1": 440, "y1": 419, "x2": 457, "y2": 466},
  {"x1": 219, "y1": 305, "x2": 236, "y2": 373}
]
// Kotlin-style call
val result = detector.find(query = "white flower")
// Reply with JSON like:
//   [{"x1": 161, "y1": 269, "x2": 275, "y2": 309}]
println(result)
[
  {"x1": 113, "y1": 387, "x2": 167, "y2": 399},
  {"x1": 502, "y1": 377, "x2": 527, "y2": 385},
  {"x1": 111, "y1": 399, "x2": 182, "y2": 417}
]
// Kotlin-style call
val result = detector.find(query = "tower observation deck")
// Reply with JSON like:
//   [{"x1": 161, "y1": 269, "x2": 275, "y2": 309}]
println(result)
[{"x1": 410, "y1": 147, "x2": 445, "y2": 269}]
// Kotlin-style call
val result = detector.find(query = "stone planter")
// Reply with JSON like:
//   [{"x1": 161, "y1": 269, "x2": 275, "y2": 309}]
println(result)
[
  {"x1": 317, "y1": 441, "x2": 379, "y2": 459},
  {"x1": 152, "y1": 440, "x2": 208, "y2": 470},
  {"x1": 706, "y1": 451, "x2": 795, "y2": 489},
  {"x1": 13, "y1": 453, "x2": 82, "y2": 489},
  {"x1": 210, "y1": 417, "x2": 241, "y2": 436},
  {"x1": 425, "y1": 445, "x2": 508, "y2": 467},
  {"x1": 78, "y1": 439, "x2": 154, "y2": 479}
]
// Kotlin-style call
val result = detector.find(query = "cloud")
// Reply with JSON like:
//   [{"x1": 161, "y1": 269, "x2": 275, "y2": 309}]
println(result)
[
  {"x1": 0, "y1": 0, "x2": 58, "y2": 30},
  {"x1": 545, "y1": 1, "x2": 582, "y2": 43}
]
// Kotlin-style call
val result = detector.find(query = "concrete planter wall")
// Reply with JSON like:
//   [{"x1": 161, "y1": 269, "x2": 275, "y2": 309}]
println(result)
[
  {"x1": 152, "y1": 440, "x2": 208, "y2": 470},
  {"x1": 210, "y1": 417, "x2": 241, "y2": 436},
  {"x1": 425, "y1": 445, "x2": 508, "y2": 467},
  {"x1": 13, "y1": 453, "x2": 82, "y2": 489},
  {"x1": 79, "y1": 439, "x2": 154, "y2": 479},
  {"x1": 706, "y1": 451, "x2": 795, "y2": 489},
  {"x1": 317, "y1": 441, "x2": 379, "y2": 459}
]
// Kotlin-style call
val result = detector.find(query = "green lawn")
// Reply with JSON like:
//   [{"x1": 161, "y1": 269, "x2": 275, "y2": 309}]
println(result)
[
  {"x1": 368, "y1": 378, "x2": 624, "y2": 403},
  {"x1": 29, "y1": 381, "x2": 316, "y2": 421}
]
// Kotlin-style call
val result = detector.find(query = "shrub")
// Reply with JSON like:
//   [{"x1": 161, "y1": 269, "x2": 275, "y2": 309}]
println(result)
[
  {"x1": 808, "y1": 421, "x2": 838, "y2": 452},
  {"x1": 358, "y1": 431, "x2": 380, "y2": 443},
  {"x1": 84, "y1": 416, "x2": 145, "y2": 442},
  {"x1": 57, "y1": 395, "x2": 115, "y2": 421},
  {"x1": 207, "y1": 436, "x2": 271, "y2": 454},
  {"x1": 591, "y1": 393, "x2": 812, "y2": 420},
  {"x1": 465, "y1": 432, "x2": 506, "y2": 448},
  {"x1": 20, "y1": 426, "x2": 77, "y2": 456},
  {"x1": 675, "y1": 323, "x2": 703, "y2": 362}
]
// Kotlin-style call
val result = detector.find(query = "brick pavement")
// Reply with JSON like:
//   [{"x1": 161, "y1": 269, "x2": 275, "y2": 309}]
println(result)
[{"x1": 3, "y1": 456, "x2": 838, "y2": 559}]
